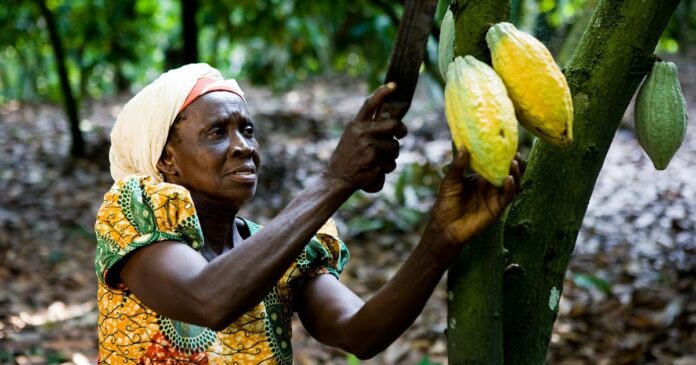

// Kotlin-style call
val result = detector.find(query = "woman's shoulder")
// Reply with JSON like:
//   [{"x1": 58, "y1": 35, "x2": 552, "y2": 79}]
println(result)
[
  {"x1": 106, "y1": 175, "x2": 193, "y2": 200},
  {"x1": 95, "y1": 175, "x2": 204, "y2": 286},
  {"x1": 96, "y1": 175, "x2": 201, "y2": 247}
]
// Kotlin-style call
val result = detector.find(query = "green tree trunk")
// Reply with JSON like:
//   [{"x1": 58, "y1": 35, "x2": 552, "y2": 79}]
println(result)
[
  {"x1": 35, "y1": 0, "x2": 85, "y2": 156},
  {"x1": 444, "y1": 0, "x2": 680, "y2": 363},
  {"x1": 450, "y1": 0, "x2": 510, "y2": 64},
  {"x1": 501, "y1": 1, "x2": 681, "y2": 364},
  {"x1": 445, "y1": 1, "x2": 509, "y2": 364},
  {"x1": 447, "y1": 221, "x2": 505, "y2": 364}
]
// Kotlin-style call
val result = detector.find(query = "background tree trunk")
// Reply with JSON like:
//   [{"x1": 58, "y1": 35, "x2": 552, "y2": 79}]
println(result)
[
  {"x1": 501, "y1": 1, "x2": 681, "y2": 364},
  {"x1": 555, "y1": 0, "x2": 597, "y2": 67},
  {"x1": 35, "y1": 0, "x2": 84, "y2": 157},
  {"x1": 181, "y1": 0, "x2": 199, "y2": 64},
  {"x1": 445, "y1": 1, "x2": 509, "y2": 364}
]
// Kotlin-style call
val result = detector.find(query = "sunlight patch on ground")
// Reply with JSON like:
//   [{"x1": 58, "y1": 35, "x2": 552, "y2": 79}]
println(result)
[{"x1": 8, "y1": 300, "x2": 95, "y2": 330}]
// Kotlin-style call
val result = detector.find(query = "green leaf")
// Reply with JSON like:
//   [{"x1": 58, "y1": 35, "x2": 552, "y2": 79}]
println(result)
[
  {"x1": 572, "y1": 273, "x2": 611, "y2": 294},
  {"x1": 416, "y1": 355, "x2": 441, "y2": 365},
  {"x1": 346, "y1": 354, "x2": 361, "y2": 365}
]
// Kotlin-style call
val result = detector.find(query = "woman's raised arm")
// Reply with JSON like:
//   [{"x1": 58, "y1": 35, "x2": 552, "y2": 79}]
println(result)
[
  {"x1": 118, "y1": 84, "x2": 406, "y2": 330},
  {"x1": 297, "y1": 149, "x2": 524, "y2": 359}
]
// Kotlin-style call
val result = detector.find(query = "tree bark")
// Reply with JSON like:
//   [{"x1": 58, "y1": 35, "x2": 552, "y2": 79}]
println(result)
[
  {"x1": 501, "y1": 1, "x2": 681, "y2": 364},
  {"x1": 181, "y1": 0, "x2": 199, "y2": 64},
  {"x1": 449, "y1": 0, "x2": 510, "y2": 64},
  {"x1": 445, "y1": 1, "x2": 509, "y2": 364},
  {"x1": 447, "y1": 221, "x2": 505, "y2": 365},
  {"x1": 35, "y1": 0, "x2": 85, "y2": 157}
]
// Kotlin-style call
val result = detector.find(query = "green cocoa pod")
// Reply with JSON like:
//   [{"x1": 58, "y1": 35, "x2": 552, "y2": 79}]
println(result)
[
  {"x1": 438, "y1": 9, "x2": 455, "y2": 80},
  {"x1": 634, "y1": 61, "x2": 688, "y2": 170}
]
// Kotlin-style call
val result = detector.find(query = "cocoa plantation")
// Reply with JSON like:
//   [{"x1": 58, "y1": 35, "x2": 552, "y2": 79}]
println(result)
[{"x1": 0, "y1": 0, "x2": 694, "y2": 364}]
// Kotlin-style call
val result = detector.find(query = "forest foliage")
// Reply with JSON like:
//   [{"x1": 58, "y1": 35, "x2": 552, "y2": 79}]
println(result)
[{"x1": 1, "y1": 0, "x2": 694, "y2": 106}]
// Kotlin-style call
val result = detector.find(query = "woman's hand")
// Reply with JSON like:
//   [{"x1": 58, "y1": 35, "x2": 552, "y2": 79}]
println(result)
[
  {"x1": 426, "y1": 148, "x2": 525, "y2": 251},
  {"x1": 323, "y1": 83, "x2": 408, "y2": 193}
]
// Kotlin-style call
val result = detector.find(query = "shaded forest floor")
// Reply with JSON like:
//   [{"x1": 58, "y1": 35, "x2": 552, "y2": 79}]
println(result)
[{"x1": 1, "y1": 54, "x2": 695, "y2": 365}]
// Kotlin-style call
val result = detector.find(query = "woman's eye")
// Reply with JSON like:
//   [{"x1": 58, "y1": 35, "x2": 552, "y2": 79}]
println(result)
[
  {"x1": 243, "y1": 125, "x2": 255, "y2": 136},
  {"x1": 209, "y1": 126, "x2": 226, "y2": 137}
]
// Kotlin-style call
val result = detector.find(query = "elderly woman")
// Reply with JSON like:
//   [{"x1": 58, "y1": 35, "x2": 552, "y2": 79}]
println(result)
[{"x1": 95, "y1": 63, "x2": 522, "y2": 364}]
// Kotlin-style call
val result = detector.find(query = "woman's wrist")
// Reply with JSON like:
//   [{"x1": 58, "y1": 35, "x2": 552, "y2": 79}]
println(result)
[
  {"x1": 418, "y1": 221, "x2": 464, "y2": 268},
  {"x1": 318, "y1": 171, "x2": 359, "y2": 198}
]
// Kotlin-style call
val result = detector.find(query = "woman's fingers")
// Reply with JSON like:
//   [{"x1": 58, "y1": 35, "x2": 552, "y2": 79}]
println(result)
[
  {"x1": 362, "y1": 174, "x2": 386, "y2": 193},
  {"x1": 515, "y1": 152, "x2": 527, "y2": 175},
  {"x1": 510, "y1": 160, "x2": 521, "y2": 192},
  {"x1": 364, "y1": 119, "x2": 408, "y2": 139},
  {"x1": 369, "y1": 139, "x2": 400, "y2": 162},
  {"x1": 446, "y1": 148, "x2": 471, "y2": 179},
  {"x1": 499, "y1": 175, "x2": 516, "y2": 208},
  {"x1": 383, "y1": 160, "x2": 397, "y2": 174},
  {"x1": 510, "y1": 152, "x2": 526, "y2": 193},
  {"x1": 356, "y1": 83, "x2": 397, "y2": 121}
]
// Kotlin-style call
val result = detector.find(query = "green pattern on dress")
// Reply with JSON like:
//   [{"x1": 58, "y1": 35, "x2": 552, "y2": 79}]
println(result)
[
  {"x1": 119, "y1": 178, "x2": 157, "y2": 234},
  {"x1": 302, "y1": 236, "x2": 349, "y2": 279},
  {"x1": 263, "y1": 286, "x2": 293, "y2": 365},
  {"x1": 177, "y1": 215, "x2": 204, "y2": 250},
  {"x1": 94, "y1": 177, "x2": 206, "y2": 285},
  {"x1": 158, "y1": 315, "x2": 217, "y2": 353},
  {"x1": 243, "y1": 220, "x2": 293, "y2": 365}
]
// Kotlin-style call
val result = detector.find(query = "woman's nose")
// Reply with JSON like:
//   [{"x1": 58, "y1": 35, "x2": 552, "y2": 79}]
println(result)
[{"x1": 230, "y1": 132, "x2": 254, "y2": 157}]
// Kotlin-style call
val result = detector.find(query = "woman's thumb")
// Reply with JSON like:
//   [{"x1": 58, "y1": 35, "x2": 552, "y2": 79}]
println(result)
[{"x1": 446, "y1": 147, "x2": 470, "y2": 178}]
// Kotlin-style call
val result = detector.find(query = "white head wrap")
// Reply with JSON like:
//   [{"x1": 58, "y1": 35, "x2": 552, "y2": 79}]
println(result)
[{"x1": 109, "y1": 63, "x2": 244, "y2": 182}]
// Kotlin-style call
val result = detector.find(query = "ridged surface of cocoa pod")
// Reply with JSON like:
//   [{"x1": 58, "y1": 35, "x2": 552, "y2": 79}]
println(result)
[
  {"x1": 438, "y1": 9, "x2": 455, "y2": 80},
  {"x1": 445, "y1": 56, "x2": 518, "y2": 186},
  {"x1": 635, "y1": 61, "x2": 688, "y2": 170},
  {"x1": 486, "y1": 22, "x2": 573, "y2": 146}
]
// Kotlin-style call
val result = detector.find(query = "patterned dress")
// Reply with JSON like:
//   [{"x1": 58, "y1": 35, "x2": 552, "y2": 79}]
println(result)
[{"x1": 94, "y1": 176, "x2": 349, "y2": 364}]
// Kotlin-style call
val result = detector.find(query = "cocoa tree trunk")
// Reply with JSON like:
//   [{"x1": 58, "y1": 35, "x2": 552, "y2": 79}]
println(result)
[
  {"x1": 445, "y1": 1, "x2": 509, "y2": 364},
  {"x1": 35, "y1": 0, "x2": 85, "y2": 157},
  {"x1": 501, "y1": 1, "x2": 681, "y2": 364},
  {"x1": 444, "y1": 0, "x2": 680, "y2": 363}
]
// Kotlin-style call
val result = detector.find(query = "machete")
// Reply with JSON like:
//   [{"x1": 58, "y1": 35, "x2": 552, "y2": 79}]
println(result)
[
  {"x1": 379, "y1": 0, "x2": 439, "y2": 120},
  {"x1": 363, "y1": 0, "x2": 439, "y2": 192}
]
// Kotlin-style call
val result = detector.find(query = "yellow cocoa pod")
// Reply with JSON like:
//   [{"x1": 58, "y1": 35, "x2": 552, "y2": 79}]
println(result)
[
  {"x1": 445, "y1": 56, "x2": 518, "y2": 186},
  {"x1": 486, "y1": 22, "x2": 573, "y2": 146}
]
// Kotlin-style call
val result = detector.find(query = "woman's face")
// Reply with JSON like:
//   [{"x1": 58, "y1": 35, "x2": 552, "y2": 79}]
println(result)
[{"x1": 158, "y1": 91, "x2": 261, "y2": 207}]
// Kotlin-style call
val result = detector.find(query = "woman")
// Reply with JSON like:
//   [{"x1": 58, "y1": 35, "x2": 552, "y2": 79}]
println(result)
[{"x1": 95, "y1": 63, "x2": 523, "y2": 364}]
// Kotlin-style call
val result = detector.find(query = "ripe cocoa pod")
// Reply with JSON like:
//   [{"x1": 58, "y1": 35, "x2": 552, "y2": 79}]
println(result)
[
  {"x1": 486, "y1": 22, "x2": 573, "y2": 146},
  {"x1": 635, "y1": 61, "x2": 688, "y2": 170},
  {"x1": 438, "y1": 9, "x2": 456, "y2": 80},
  {"x1": 445, "y1": 56, "x2": 518, "y2": 186}
]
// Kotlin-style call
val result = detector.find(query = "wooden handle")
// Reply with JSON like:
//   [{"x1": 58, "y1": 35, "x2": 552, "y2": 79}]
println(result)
[{"x1": 361, "y1": 0, "x2": 438, "y2": 193}]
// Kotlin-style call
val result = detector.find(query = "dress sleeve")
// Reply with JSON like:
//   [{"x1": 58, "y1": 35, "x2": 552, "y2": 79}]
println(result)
[
  {"x1": 94, "y1": 176, "x2": 204, "y2": 288},
  {"x1": 297, "y1": 218, "x2": 350, "y2": 279}
]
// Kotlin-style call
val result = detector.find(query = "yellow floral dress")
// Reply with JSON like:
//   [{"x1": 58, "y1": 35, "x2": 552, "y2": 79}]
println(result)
[{"x1": 94, "y1": 176, "x2": 349, "y2": 365}]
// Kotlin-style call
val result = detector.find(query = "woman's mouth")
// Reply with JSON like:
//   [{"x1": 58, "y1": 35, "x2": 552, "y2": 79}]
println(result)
[{"x1": 227, "y1": 169, "x2": 257, "y2": 183}]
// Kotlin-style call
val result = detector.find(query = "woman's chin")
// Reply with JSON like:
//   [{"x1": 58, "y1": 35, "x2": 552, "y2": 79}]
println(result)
[{"x1": 224, "y1": 186, "x2": 256, "y2": 206}]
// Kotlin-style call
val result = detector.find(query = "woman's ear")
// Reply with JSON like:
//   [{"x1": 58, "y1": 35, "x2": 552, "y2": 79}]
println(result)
[{"x1": 156, "y1": 144, "x2": 178, "y2": 177}]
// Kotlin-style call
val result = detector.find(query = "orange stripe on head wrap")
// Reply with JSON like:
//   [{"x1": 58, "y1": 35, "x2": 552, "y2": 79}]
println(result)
[{"x1": 179, "y1": 77, "x2": 246, "y2": 114}]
